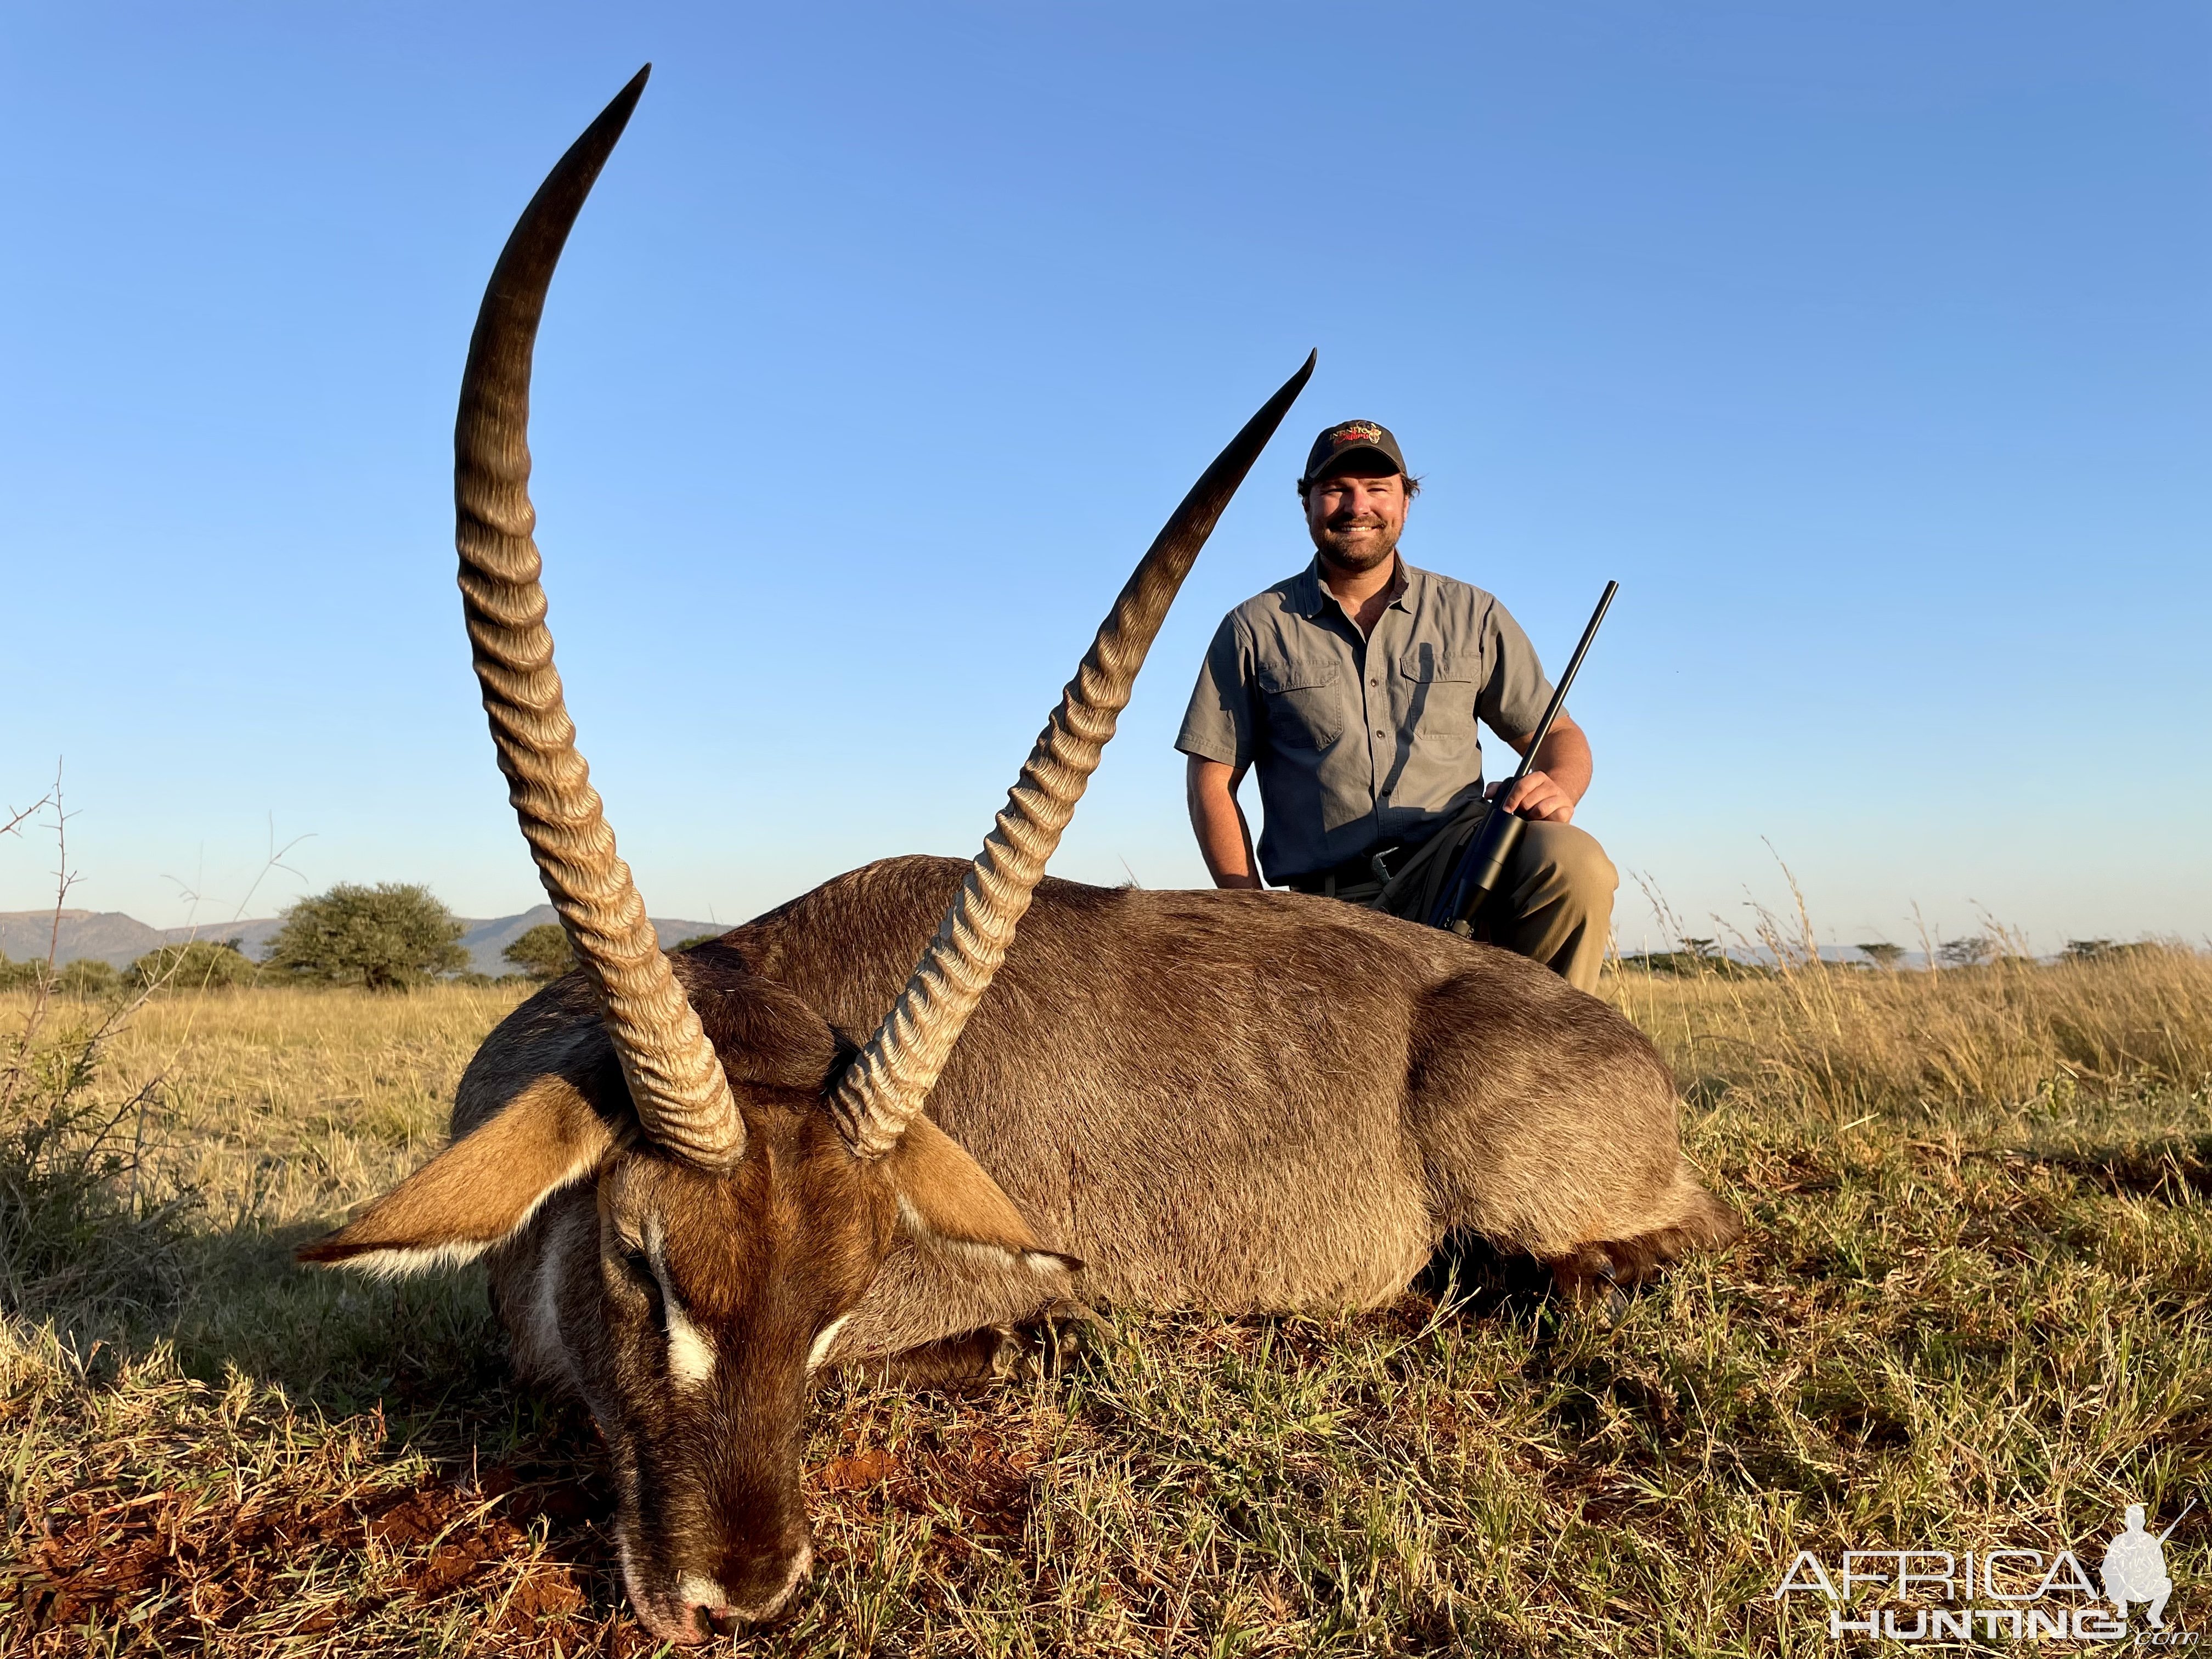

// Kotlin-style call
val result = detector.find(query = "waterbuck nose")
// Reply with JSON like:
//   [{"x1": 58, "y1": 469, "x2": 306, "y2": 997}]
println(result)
[{"x1": 691, "y1": 1528, "x2": 811, "y2": 1628}]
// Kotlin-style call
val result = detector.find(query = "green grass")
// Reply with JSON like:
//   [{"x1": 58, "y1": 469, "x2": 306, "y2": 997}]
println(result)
[{"x1": 2, "y1": 952, "x2": 2208, "y2": 1656}]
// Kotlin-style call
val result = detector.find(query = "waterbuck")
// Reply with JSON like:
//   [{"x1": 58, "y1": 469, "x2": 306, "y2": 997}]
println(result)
[{"x1": 302, "y1": 68, "x2": 1739, "y2": 1644}]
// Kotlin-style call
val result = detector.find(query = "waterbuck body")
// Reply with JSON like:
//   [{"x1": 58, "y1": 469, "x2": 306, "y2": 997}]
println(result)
[
  {"x1": 302, "y1": 70, "x2": 1737, "y2": 1643},
  {"x1": 475, "y1": 857, "x2": 1717, "y2": 1338}
]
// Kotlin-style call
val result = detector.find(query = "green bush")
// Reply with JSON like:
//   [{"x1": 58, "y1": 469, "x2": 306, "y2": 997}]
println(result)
[
  {"x1": 263, "y1": 883, "x2": 469, "y2": 992},
  {"x1": 55, "y1": 959, "x2": 120, "y2": 997},
  {"x1": 1618, "y1": 939, "x2": 1770, "y2": 979},
  {"x1": 2062, "y1": 938, "x2": 2155, "y2": 964},
  {"x1": 0, "y1": 955, "x2": 122, "y2": 997},
  {"x1": 127, "y1": 938, "x2": 258, "y2": 991},
  {"x1": 501, "y1": 922, "x2": 574, "y2": 981}
]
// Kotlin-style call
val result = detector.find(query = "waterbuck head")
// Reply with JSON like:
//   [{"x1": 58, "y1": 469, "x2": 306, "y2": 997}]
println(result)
[{"x1": 298, "y1": 66, "x2": 1310, "y2": 1643}]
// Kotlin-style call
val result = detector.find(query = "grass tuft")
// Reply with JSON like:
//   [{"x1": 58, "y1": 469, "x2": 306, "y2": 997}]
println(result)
[{"x1": 1, "y1": 989, "x2": 202, "y2": 1346}]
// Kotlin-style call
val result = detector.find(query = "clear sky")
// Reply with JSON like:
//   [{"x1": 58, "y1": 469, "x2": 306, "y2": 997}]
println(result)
[{"x1": 3, "y1": 3, "x2": 2207, "y2": 957}]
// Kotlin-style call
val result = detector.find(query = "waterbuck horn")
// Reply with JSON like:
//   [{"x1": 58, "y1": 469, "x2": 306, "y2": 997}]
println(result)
[
  {"x1": 455, "y1": 66, "x2": 745, "y2": 1170},
  {"x1": 832, "y1": 352, "x2": 1317, "y2": 1159}
]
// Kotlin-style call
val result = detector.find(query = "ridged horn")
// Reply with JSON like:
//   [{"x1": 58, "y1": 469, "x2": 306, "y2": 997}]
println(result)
[
  {"x1": 454, "y1": 66, "x2": 744, "y2": 1170},
  {"x1": 831, "y1": 352, "x2": 1317, "y2": 1159}
]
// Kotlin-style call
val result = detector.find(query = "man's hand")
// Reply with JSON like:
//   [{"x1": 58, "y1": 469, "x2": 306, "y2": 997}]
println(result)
[
  {"x1": 1489, "y1": 711, "x2": 1593, "y2": 823},
  {"x1": 1486, "y1": 770, "x2": 1576, "y2": 823}
]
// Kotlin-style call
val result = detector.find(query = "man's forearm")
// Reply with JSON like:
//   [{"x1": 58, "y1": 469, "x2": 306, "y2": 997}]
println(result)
[
  {"x1": 1185, "y1": 757, "x2": 1262, "y2": 889},
  {"x1": 1530, "y1": 723, "x2": 1593, "y2": 805}
]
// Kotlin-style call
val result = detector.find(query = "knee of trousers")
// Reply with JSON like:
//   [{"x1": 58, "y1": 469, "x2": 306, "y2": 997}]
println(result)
[{"x1": 1520, "y1": 821, "x2": 1618, "y2": 912}]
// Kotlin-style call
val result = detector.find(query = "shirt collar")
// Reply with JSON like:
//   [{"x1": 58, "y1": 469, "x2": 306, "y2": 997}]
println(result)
[{"x1": 1297, "y1": 554, "x2": 1418, "y2": 619}]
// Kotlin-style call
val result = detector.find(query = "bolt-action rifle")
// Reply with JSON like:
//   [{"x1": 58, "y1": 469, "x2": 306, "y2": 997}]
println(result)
[{"x1": 1427, "y1": 580, "x2": 1618, "y2": 934}]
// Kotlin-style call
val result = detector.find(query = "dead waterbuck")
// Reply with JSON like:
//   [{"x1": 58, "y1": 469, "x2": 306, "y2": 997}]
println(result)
[{"x1": 301, "y1": 68, "x2": 1740, "y2": 1644}]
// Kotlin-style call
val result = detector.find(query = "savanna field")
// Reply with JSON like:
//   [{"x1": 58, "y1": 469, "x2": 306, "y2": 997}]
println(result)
[{"x1": 2, "y1": 939, "x2": 2208, "y2": 1656}]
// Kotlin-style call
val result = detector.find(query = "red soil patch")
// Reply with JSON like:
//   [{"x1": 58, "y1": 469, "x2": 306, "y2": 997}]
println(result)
[
  {"x1": 806, "y1": 1408, "x2": 1049, "y2": 1608},
  {"x1": 4, "y1": 1463, "x2": 651, "y2": 1655},
  {"x1": 11, "y1": 1401, "x2": 1063, "y2": 1651}
]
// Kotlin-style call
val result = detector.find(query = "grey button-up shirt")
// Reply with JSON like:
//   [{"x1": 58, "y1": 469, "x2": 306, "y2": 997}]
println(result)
[{"x1": 1176, "y1": 557, "x2": 1555, "y2": 885}]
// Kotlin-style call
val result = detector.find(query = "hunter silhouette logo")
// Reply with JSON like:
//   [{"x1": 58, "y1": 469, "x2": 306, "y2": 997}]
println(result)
[
  {"x1": 2105, "y1": 1501, "x2": 2190, "y2": 1627},
  {"x1": 1771, "y1": 1502, "x2": 2194, "y2": 1643}
]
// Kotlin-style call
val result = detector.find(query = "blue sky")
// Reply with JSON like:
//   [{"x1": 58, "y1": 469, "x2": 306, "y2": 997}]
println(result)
[{"x1": 3, "y1": 3, "x2": 2206, "y2": 955}]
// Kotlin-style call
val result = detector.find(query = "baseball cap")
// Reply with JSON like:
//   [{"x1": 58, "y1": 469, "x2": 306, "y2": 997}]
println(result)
[{"x1": 1301, "y1": 420, "x2": 1408, "y2": 486}]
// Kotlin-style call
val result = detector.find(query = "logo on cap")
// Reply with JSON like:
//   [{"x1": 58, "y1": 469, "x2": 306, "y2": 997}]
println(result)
[{"x1": 1303, "y1": 419, "x2": 1407, "y2": 484}]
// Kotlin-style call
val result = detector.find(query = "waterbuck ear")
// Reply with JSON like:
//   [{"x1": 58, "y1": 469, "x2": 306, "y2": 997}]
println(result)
[
  {"x1": 825, "y1": 1116, "x2": 1087, "y2": 1367},
  {"x1": 879, "y1": 1114, "x2": 1082, "y2": 1282},
  {"x1": 297, "y1": 1075, "x2": 613, "y2": 1277}
]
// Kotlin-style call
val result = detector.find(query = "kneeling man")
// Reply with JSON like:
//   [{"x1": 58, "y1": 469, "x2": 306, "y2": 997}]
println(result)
[{"x1": 1177, "y1": 419, "x2": 1616, "y2": 992}]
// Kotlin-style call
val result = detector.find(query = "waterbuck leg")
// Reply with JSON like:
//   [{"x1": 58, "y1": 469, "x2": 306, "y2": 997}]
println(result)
[
  {"x1": 865, "y1": 1299, "x2": 1097, "y2": 1391},
  {"x1": 1544, "y1": 1194, "x2": 1741, "y2": 1309}
]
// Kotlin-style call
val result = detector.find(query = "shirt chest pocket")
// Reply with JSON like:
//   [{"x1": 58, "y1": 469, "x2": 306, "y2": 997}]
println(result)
[
  {"x1": 1398, "y1": 647, "x2": 1478, "y2": 738},
  {"x1": 1255, "y1": 661, "x2": 1344, "y2": 751}
]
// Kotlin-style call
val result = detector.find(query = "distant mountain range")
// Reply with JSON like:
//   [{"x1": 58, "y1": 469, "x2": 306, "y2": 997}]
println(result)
[{"x1": 0, "y1": 906, "x2": 726, "y2": 978}]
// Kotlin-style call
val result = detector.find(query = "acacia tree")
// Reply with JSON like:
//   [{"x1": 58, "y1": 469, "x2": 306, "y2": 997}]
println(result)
[
  {"x1": 1937, "y1": 935, "x2": 1994, "y2": 969},
  {"x1": 1855, "y1": 942, "x2": 1906, "y2": 970},
  {"x1": 502, "y1": 923, "x2": 574, "y2": 981},
  {"x1": 264, "y1": 884, "x2": 468, "y2": 991}
]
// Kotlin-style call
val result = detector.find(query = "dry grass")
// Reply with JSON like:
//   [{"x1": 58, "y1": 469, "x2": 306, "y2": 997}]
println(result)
[
  {"x1": 1615, "y1": 938, "x2": 2212, "y2": 1130},
  {"x1": 2, "y1": 947, "x2": 2208, "y2": 1656}
]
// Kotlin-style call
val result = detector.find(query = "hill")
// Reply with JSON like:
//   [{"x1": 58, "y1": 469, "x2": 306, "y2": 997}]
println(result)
[
  {"x1": 449, "y1": 906, "x2": 724, "y2": 977},
  {"x1": 0, "y1": 911, "x2": 172, "y2": 970},
  {"x1": 0, "y1": 906, "x2": 724, "y2": 977}
]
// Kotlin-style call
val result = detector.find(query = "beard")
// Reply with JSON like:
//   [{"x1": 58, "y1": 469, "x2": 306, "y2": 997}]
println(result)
[{"x1": 1313, "y1": 518, "x2": 1398, "y2": 575}]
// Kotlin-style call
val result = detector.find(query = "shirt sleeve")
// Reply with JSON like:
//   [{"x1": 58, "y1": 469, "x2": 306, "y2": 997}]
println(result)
[
  {"x1": 1175, "y1": 612, "x2": 1255, "y2": 768},
  {"x1": 1476, "y1": 599, "x2": 1556, "y2": 743}
]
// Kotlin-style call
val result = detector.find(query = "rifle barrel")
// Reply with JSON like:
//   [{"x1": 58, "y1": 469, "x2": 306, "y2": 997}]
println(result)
[
  {"x1": 1506, "y1": 579, "x2": 1617, "y2": 797},
  {"x1": 2157, "y1": 1497, "x2": 2198, "y2": 1543},
  {"x1": 1428, "y1": 580, "x2": 1618, "y2": 931}
]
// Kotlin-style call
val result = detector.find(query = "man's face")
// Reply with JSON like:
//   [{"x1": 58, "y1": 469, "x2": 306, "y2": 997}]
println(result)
[{"x1": 1304, "y1": 464, "x2": 1408, "y2": 575}]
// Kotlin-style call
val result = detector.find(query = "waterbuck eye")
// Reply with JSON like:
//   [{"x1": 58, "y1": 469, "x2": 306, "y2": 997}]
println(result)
[{"x1": 618, "y1": 1245, "x2": 654, "y2": 1284}]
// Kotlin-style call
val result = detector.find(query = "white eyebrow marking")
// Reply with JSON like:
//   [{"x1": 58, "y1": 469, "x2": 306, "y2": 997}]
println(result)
[
  {"x1": 645, "y1": 1219, "x2": 716, "y2": 1389},
  {"x1": 663, "y1": 1299, "x2": 716, "y2": 1388}
]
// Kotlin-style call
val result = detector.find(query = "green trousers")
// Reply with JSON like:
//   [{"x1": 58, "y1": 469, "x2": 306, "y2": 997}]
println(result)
[{"x1": 1340, "y1": 801, "x2": 1618, "y2": 994}]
